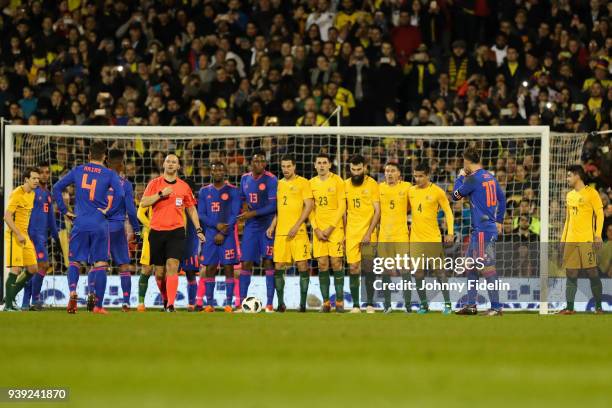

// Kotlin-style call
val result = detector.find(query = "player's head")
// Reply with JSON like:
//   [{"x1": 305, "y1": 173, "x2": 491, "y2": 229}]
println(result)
[
  {"x1": 462, "y1": 148, "x2": 481, "y2": 173},
  {"x1": 251, "y1": 150, "x2": 267, "y2": 175},
  {"x1": 163, "y1": 153, "x2": 181, "y2": 176},
  {"x1": 211, "y1": 161, "x2": 226, "y2": 184},
  {"x1": 566, "y1": 164, "x2": 586, "y2": 188},
  {"x1": 23, "y1": 166, "x2": 40, "y2": 190},
  {"x1": 384, "y1": 162, "x2": 401, "y2": 184},
  {"x1": 414, "y1": 162, "x2": 430, "y2": 187},
  {"x1": 37, "y1": 161, "x2": 50, "y2": 185},
  {"x1": 108, "y1": 149, "x2": 125, "y2": 172},
  {"x1": 280, "y1": 154, "x2": 296, "y2": 178},
  {"x1": 315, "y1": 152, "x2": 332, "y2": 177},
  {"x1": 349, "y1": 154, "x2": 366, "y2": 186},
  {"x1": 89, "y1": 141, "x2": 107, "y2": 163}
]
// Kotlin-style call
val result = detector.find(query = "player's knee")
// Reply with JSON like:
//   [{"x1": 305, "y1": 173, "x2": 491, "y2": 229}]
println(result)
[
  {"x1": 296, "y1": 261, "x2": 308, "y2": 272},
  {"x1": 331, "y1": 257, "x2": 343, "y2": 270},
  {"x1": 349, "y1": 263, "x2": 360, "y2": 274},
  {"x1": 586, "y1": 268, "x2": 599, "y2": 278},
  {"x1": 165, "y1": 259, "x2": 179, "y2": 274},
  {"x1": 318, "y1": 257, "x2": 329, "y2": 271}
]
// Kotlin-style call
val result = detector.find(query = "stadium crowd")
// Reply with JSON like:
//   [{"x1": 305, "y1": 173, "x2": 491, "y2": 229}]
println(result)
[{"x1": 1, "y1": 0, "x2": 611, "y2": 275}]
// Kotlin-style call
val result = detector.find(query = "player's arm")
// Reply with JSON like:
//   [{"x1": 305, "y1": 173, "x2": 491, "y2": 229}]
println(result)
[
  {"x1": 137, "y1": 204, "x2": 150, "y2": 228},
  {"x1": 592, "y1": 190, "x2": 604, "y2": 244},
  {"x1": 561, "y1": 205, "x2": 569, "y2": 243},
  {"x1": 329, "y1": 177, "x2": 347, "y2": 232},
  {"x1": 225, "y1": 188, "x2": 242, "y2": 234},
  {"x1": 52, "y1": 169, "x2": 75, "y2": 216},
  {"x1": 364, "y1": 200, "x2": 381, "y2": 243},
  {"x1": 140, "y1": 181, "x2": 171, "y2": 208},
  {"x1": 438, "y1": 189, "x2": 454, "y2": 241},
  {"x1": 4, "y1": 194, "x2": 26, "y2": 244},
  {"x1": 47, "y1": 199, "x2": 60, "y2": 242},
  {"x1": 451, "y1": 171, "x2": 474, "y2": 201},
  {"x1": 495, "y1": 179, "x2": 506, "y2": 234},
  {"x1": 124, "y1": 181, "x2": 140, "y2": 233},
  {"x1": 288, "y1": 197, "x2": 314, "y2": 238},
  {"x1": 253, "y1": 177, "x2": 278, "y2": 217},
  {"x1": 266, "y1": 215, "x2": 277, "y2": 238},
  {"x1": 197, "y1": 190, "x2": 217, "y2": 230}
]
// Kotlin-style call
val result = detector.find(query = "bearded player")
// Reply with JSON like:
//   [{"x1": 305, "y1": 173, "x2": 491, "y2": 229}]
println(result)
[
  {"x1": 344, "y1": 155, "x2": 380, "y2": 313},
  {"x1": 452, "y1": 148, "x2": 506, "y2": 316}
]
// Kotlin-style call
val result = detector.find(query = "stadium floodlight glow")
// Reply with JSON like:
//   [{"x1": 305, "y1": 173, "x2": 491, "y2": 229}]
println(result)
[{"x1": 3, "y1": 125, "x2": 589, "y2": 314}]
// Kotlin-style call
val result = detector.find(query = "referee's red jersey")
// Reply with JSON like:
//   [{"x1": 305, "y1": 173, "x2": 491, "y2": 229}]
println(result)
[{"x1": 143, "y1": 176, "x2": 196, "y2": 231}]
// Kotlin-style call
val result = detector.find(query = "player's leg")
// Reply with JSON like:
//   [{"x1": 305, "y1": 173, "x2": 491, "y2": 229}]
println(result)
[
  {"x1": 89, "y1": 228, "x2": 114, "y2": 314},
  {"x1": 66, "y1": 230, "x2": 88, "y2": 313},
  {"x1": 21, "y1": 277, "x2": 32, "y2": 309},
  {"x1": 30, "y1": 257, "x2": 49, "y2": 310},
  {"x1": 203, "y1": 264, "x2": 218, "y2": 312},
  {"x1": 480, "y1": 232, "x2": 501, "y2": 315},
  {"x1": 109, "y1": 227, "x2": 133, "y2": 311},
  {"x1": 238, "y1": 226, "x2": 259, "y2": 304},
  {"x1": 261, "y1": 233, "x2": 275, "y2": 311},
  {"x1": 195, "y1": 264, "x2": 206, "y2": 311},
  {"x1": 149, "y1": 229, "x2": 169, "y2": 310},
  {"x1": 292, "y1": 237, "x2": 312, "y2": 312},
  {"x1": 222, "y1": 236, "x2": 238, "y2": 312},
  {"x1": 434, "y1": 268, "x2": 452, "y2": 314},
  {"x1": 185, "y1": 269, "x2": 198, "y2": 311},
  {"x1": 331, "y1": 255, "x2": 345, "y2": 313},
  {"x1": 586, "y1": 267, "x2": 603, "y2": 313},
  {"x1": 314, "y1": 236, "x2": 331, "y2": 312},
  {"x1": 456, "y1": 233, "x2": 480, "y2": 315},
  {"x1": 222, "y1": 265, "x2": 235, "y2": 312},
  {"x1": 137, "y1": 265, "x2": 153, "y2": 311},
  {"x1": 272, "y1": 237, "x2": 291, "y2": 312},
  {"x1": 413, "y1": 269, "x2": 428, "y2": 313}
]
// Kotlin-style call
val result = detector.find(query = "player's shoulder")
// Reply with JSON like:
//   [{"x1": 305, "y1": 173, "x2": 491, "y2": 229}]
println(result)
[
  {"x1": 225, "y1": 182, "x2": 239, "y2": 191},
  {"x1": 401, "y1": 180, "x2": 412, "y2": 189},
  {"x1": 263, "y1": 171, "x2": 277, "y2": 180},
  {"x1": 9, "y1": 186, "x2": 23, "y2": 200}
]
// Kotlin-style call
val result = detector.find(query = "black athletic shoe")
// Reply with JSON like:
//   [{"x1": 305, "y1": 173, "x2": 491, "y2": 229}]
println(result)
[
  {"x1": 298, "y1": 305, "x2": 306, "y2": 313},
  {"x1": 455, "y1": 305, "x2": 478, "y2": 315},
  {"x1": 29, "y1": 303, "x2": 43, "y2": 311},
  {"x1": 166, "y1": 305, "x2": 176, "y2": 313},
  {"x1": 276, "y1": 303, "x2": 286, "y2": 313},
  {"x1": 86, "y1": 293, "x2": 96, "y2": 312}
]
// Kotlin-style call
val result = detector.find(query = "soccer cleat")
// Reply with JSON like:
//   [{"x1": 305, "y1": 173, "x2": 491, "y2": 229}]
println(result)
[
  {"x1": 29, "y1": 303, "x2": 43, "y2": 312},
  {"x1": 383, "y1": 306, "x2": 393, "y2": 314},
  {"x1": 204, "y1": 305, "x2": 215, "y2": 313},
  {"x1": 194, "y1": 305, "x2": 204, "y2": 312},
  {"x1": 298, "y1": 305, "x2": 306, "y2": 313},
  {"x1": 442, "y1": 305, "x2": 453, "y2": 315},
  {"x1": 276, "y1": 303, "x2": 286, "y2": 313},
  {"x1": 350, "y1": 307, "x2": 361, "y2": 314},
  {"x1": 320, "y1": 301, "x2": 331, "y2": 313},
  {"x1": 224, "y1": 305, "x2": 233, "y2": 313},
  {"x1": 417, "y1": 306, "x2": 429, "y2": 315},
  {"x1": 136, "y1": 304, "x2": 146, "y2": 312},
  {"x1": 335, "y1": 301, "x2": 345, "y2": 313},
  {"x1": 594, "y1": 308, "x2": 604, "y2": 315},
  {"x1": 86, "y1": 293, "x2": 96, "y2": 312},
  {"x1": 366, "y1": 305, "x2": 375, "y2": 314},
  {"x1": 121, "y1": 304, "x2": 130, "y2": 312},
  {"x1": 265, "y1": 305, "x2": 275, "y2": 313},
  {"x1": 404, "y1": 306, "x2": 412, "y2": 313},
  {"x1": 187, "y1": 305, "x2": 196, "y2": 312},
  {"x1": 557, "y1": 308, "x2": 576, "y2": 315},
  {"x1": 483, "y1": 309, "x2": 503, "y2": 316},
  {"x1": 93, "y1": 306, "x2": 109, "y2": 315},
  {"x1": 455, "y1": 305, "x2": 478, "y2": 315},
  {"x1": 166, "y1": 305, "x2": 176, "y2": 313},
  {"x1": 67, "y1": 294, "x2": 78, "y2": 314}
]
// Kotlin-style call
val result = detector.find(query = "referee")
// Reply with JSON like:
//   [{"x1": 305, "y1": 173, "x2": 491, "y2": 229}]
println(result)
[{"x1": 140, "y1": 154, "x2": 204, "y2": 312}]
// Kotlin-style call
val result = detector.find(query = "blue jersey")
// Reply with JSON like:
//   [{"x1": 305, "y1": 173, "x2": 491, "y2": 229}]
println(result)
[
  {"x1": 198, "y1": 183, "x2": 240, "y2": 235},
  {"x1": 107, "y1": 175, "x2": 140, "y2": 233},
  {"x1": 52, "y1": 162, "x2": 124, "y2": 232},
  {"x1": 239, "y1": 171, "x2": 277, "y2": 230},
  {"x1": 452, "y1": 169, "x2": 506, "y2": 233},
  {"x1": 28, "y1": 185, "x2": 59, "y2": 240}
]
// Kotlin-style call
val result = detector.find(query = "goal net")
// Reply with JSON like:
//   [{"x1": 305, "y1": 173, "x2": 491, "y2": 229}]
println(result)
[{"x1": 3, "y1": 126, "x2": 589, "y2": 313}]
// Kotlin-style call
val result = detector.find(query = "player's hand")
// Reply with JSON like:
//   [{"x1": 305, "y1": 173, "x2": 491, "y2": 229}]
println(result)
[
  {"x1": 133, "y1": 231, "x2": 143, "y2": 244},
  {"x1": 444, "y1": 234, "x2": 454, "y2": 244},
  {"x1": 197, "y1": 231, "x2": 205, "y2": 242},
  {"x1": 496, "y1": 223, "x2": 502, "y2": 235},
  {"x1": 16, "y1": 233, "x2": 26, "y2": 245},
  {"x1": 266, "y1": 226, "x2": 275, "y2": 239},
  {"x1": 216, "y1": 223, "x2": 229, "y2": 234},
  {"x1": 322, "y1": 226, "x2": 334, "y2": 239},
  {"x1": 160, "y1": 187, "x2": 173, "y2": 198},
  {"x1": 65, "y1": 211, "x2": 76, "y2": 220},
  {"x1": 458, "y1": 168, "x2": 466, "y2": 177},
  {"x1": 214, "y1": 233, "x2": 225, "y2": 245},
  {"x1": 361, "y1": 233, "x2": 371, "y2": 244},
  {"x1": 314, "y1": 228, "x2": 327, "y2": 241},
  {"x1": 287, "y1": 225, "x2": 300, "y2": 239},
  {"x1": 97, "y1": 207, "x2": 109, "y2": 216},
  {"x1": 237, "y1": 210, "x2": 257, "y2": 221},
  {"x1": 594, "y1": 236, "x2": 603, "y2": 250}
]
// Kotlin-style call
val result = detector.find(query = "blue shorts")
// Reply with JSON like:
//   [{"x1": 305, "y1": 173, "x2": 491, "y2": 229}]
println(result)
[
  {"x1": 69, "y1": 228, "x2": 110, "y2": 264},
  {"x1": 29, "y1": 231, "x2": 49, "y2": 262},
  {"x1": 181, "y1": 244, "x2": 200, "y2": 272},
  {"x1": 109, "y1": 227, "x2": 130, "y2": 266},
  {"x1": 467, "y1": 231, "x2": 497, "y2": 268},
  {"x1": 202, "y1": 232, "x2": 238, "y2": 266},
  {"x1": 240, "y1": 225, "x2": 273, "y2": 263}
]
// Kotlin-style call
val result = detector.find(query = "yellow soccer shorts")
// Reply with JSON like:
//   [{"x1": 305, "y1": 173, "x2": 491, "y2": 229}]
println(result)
[
  {"x1": 5, "y1": 231, "x2": 37, "y2": 267},
  {"x1": 563, "y1": 242, "x2": 597, "y2": 270},
  {"x1": 313, "y1": 226, "x2": 345, "y2": 259},
  {"x1": 273, "y1": 234, "x2": 311, "y2": 264},
  {"x1": 346, "y1": 228, "x2": 377, "y2": 264},
  {"x1": 409, "y1": 241, "x2": 445, "y2": 270},
  {"x1": 139, "y1": 230, "x2": 150, "y2": 266}
]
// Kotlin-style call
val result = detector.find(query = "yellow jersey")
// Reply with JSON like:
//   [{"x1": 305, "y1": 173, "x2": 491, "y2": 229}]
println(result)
[
  {"x1": 277, "y1": 175, "x2": 313, "y2": 236},
  {"x1": 408, "y1": 183, "x2": 454, "y2": 242},
  {"x1": 379, "y1": 181, "x2": 411, "y2": 242},
  {"x1": 6, "y1": 186, "x2": 35, "y2": 233},
  {"x1": 309, "y1": 173, "x2": 345, "y2": 231},
  {"x1": 345, "y1": 176, "x2": 379, "y2": 235},
  {"x1": 562, "y1": 186, "x2": 604, "y2": 243}
]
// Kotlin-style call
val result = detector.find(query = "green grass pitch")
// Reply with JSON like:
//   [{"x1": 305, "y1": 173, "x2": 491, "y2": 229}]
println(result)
[{"x1": 1, "y1": 311, "x2": 611, "y2": 408}]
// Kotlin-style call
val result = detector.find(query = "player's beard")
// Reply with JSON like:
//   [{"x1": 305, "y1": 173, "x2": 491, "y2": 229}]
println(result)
[{"x1": 351, "y1": 174, "x2": 365, "y2": 186}]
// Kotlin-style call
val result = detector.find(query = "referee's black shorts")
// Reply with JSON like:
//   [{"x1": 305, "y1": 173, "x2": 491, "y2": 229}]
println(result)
[{"x1": 148, "y1": 227, "x2": 186, "y2": 266}]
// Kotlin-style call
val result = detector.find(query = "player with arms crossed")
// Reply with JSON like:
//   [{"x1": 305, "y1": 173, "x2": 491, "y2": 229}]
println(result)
[
  {"x1": 344, "y1": 155, "x2": 380, "y2": 313},
  {"x1": 52, "y1": 141, "x2": 124, "y2": 314},
  {"x1": 3, "y1": 168, "x2": 40, "y2": 311},
  {"x1": 452, "y1": 148, "x2": 506, "y2": 316},
  {"x1": 197, "y1": 162, "x2": 241, "y2": 312},
  {"x1": 409, "y1": 162, "x2": 454, "y2": 314},
  {"x1": 559, "y1": 165, "x2": 605, "y2": 314},
  {"x1": 136, "y1": 204, "x2": 153, "y2": 311},
  {"x1": 379, "y1": 162, "x2": 411, "y2": 313},
  {"x1": 266, "y1": 155, "x2": 314, "y2": 312},
  {"x1": 236, "y1": 152, "x2": 278, "y2": 312},
  {"x1": 140, "y1": 154, "x2": 204, "y2": 312},
  {"x1": 309, "y1": 153, "x2": 347, "y2": 312},
  {"x1": 22, "y1": 163, "x2": 59, "y2": 311}
]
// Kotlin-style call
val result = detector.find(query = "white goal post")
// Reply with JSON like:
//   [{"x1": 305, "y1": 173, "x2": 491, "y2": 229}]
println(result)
[{"x1": 3, "y1": 125, "x2": 588, "y2": 314}]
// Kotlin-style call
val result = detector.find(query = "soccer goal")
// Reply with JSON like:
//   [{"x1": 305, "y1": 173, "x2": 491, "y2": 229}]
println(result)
[{"x1": 2, "y1": 125, "x2": 588, "y2": 314}]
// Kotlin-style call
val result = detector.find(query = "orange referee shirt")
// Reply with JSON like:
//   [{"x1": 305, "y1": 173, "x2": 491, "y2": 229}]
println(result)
[{"x1": 143, "y1": 176, "x2": 196, "y2": 231}]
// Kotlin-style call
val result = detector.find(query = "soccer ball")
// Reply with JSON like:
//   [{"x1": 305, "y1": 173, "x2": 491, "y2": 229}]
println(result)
[{"x1": 241, "y1": 296, "x2": 263, "y2": 313}]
